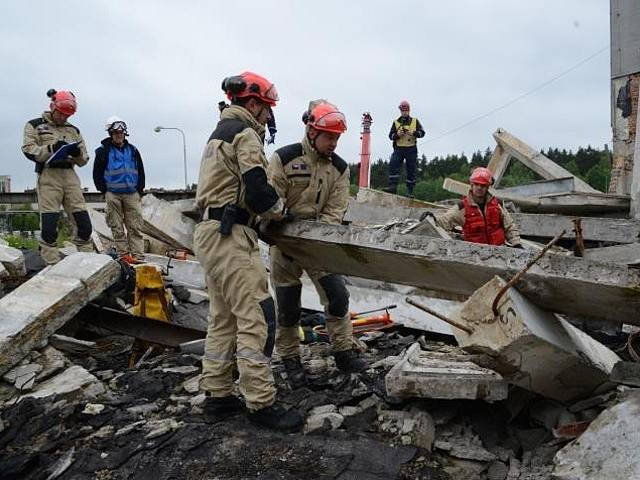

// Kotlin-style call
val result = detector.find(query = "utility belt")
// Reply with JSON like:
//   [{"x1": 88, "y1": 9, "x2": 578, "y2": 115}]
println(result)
[
  {"x1": 47, "y1": 161, "x2": 74, "y2": 169},
  {"x1": 204, "y1": 204, "x2": 251, "y2": 236}
]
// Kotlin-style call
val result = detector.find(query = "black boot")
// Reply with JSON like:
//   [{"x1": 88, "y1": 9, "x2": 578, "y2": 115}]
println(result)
[
  {"x1": 202, "y1": 395, "x2": 244, "y2": 422},
  {"x1": 282, "y1": 356, "x2": 308, "y2": 389},
  {"x1": 334, "y1": 349, "x2": 368, "y2": 373},
  {"x1": 248, "y1": 402, "x2": 304, "y2": 432}
]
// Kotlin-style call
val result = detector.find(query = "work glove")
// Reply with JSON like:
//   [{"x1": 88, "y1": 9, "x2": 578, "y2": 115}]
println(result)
[
  {"x1": 68, "y1": 144, "x2": 81, "y2": 157},
  {"x1": 50, "y1": 140, "x2": 68, "y2": 153},
  {"x1": 419, "y1": 211, "x2": 436, "y2": 222},
  {"x1": 266, "y1": 133, "x2": 276, "y2": 145}
]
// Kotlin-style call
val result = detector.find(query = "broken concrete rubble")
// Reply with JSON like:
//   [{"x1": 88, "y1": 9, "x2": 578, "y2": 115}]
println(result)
[
  {"x1": 0, "y1": 253, "x2": 122, "y2": 376},
  {"x1": 0, "y1": 244, "x2": 26, "y2": 277},
  {"x1": 452, "y1": 276, "x2": 621, "y2": 402},
  {"x1": 553, "y1": 391, "x2": 640, "y2": 480},
  {"x1": 274, "y1": 221, "x2": 640, "y2": 324},
  {"x1": 584, "y1": 242, "x2": 640, "y2": 265},
  {"x1": 385, "y1": 343, "x2": 508, "y2": 402},
  {"x1": 141, "y1": 194, "x2": 196, "y2": 252}
]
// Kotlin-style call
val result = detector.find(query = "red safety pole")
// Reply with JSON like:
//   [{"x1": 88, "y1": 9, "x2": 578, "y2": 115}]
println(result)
[{"x1": 358, "y1": 112, "x2": 373, "y2": 188}]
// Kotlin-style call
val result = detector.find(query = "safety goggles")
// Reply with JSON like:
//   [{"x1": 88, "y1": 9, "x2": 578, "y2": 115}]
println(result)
[
  {"x1": 314, "y1": 111, "x2": 347, "y2": 131},
  {"x1": 109, "y1": 121, "x2": 127, "y2": 132}
]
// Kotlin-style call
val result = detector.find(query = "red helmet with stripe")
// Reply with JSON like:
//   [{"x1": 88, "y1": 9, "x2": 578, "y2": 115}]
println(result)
[{"x1": 222, "y1": 71, "x2": 279, "y2": 106}]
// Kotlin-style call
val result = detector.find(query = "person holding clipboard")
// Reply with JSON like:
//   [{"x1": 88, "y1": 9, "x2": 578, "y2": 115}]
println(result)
[{"x1": 21, "y1": 89, "x2": 93, "y2": 265}]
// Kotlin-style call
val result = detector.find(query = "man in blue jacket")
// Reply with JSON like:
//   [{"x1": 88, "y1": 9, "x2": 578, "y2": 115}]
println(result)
[{"x1": 93, "y1": 117, "x2": 146, "y2": 259}]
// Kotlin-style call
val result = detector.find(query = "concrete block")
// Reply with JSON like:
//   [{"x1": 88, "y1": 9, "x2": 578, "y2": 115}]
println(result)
[
  {"x1": 0, "y1": 253, "x2": 121, "y2": 376},
  {"x1": 0, "y1": 244, "x2": 26, "y2": 277},
  {"x1": 553, "y1": 391, "x2": 640, "y2": 479},
  {"x1": 274, "y1": 221, "x2": 640, "y2": 325},
  {"x1": 493, "y1": 129, "x2": 599, "y2": 194},
  {"x1": 385, "y1": 343, "x2": 507, "y2": 402},
  {"x1": 610, "y1": 361, "x2": 640, "y2": 387},
  {"x1": 345, "y1": 199, "x2": 640, "y2": 244},
  {"x1": 584, "y1": 242, "x2": 640, "y2": 265},
  {"x1": 495, "y1": 177, "x2": 575, "y2": 197},
  {"x1": 141, "y1": 194, "x2": 196, "y2": 252},
  {"x1": 19, "y1": 365, "x2": 102, "y2": 401},
  {"x1": 453, "y1": 276, "x2": 621, "y2": 402}
]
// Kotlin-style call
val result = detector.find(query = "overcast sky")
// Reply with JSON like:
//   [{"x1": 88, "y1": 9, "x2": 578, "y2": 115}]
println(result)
[{"x1": 1, "y1": 0, "x2": 611, "y2": 191}]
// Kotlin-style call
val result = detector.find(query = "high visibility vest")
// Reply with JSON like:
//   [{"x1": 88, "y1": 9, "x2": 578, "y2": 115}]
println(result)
[
  {"x1": 105, "y1": 144, "x2": 139, "y2": 194},
  {"x1": 394, "y1": 117, "x2": 417, "y2": 147},
  {"x1": 462, "y1": 196, "x2": 505, "y2": 245}
]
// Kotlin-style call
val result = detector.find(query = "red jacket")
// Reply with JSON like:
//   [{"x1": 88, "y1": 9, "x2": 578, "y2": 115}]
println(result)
[{"x1": 462, "y1": 196, "x2": 505, "y2": 245}]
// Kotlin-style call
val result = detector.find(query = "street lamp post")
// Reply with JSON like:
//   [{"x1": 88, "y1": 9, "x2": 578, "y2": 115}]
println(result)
[{"x1": 154, "y1": 126, "x2": 188, "y2": 190}]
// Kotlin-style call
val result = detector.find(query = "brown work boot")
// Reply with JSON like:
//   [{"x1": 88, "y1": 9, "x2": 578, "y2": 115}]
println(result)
[
  {"x1": 334, "y1": 349, "x2": 368, "y2": 373},
  {"x1": 247, "y1": 402, "x2": 303, "y2": 432},
  {"x1": 282, "y1": 356, "x2": 308, "y2": 389},
  {"x1": 202, "y1": 395, "x2": 244, "y2": 422}
]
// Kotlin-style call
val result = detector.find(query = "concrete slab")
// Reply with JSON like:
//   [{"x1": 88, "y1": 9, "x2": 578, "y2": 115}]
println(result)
[
  {"x1": 553, "y1": 391, "x2": 640, "y2": 480},
  {"x1": 0, "y1": 253, "x2": 121, "y2": 376},
  {"x1": 584, "y1": 242, "x2": 640, "y2": 265},
  {"x1": 143, "y1": 253, "x2": 206, "y2": 289},
  {"x1": 346, "y1": 200, "x2": 640, "y2": 244},
  {"x1": 273, "y1": 221, "x2": 640, "y2": 325},
  {"x1": 385, "y1": 343, "x2": 508, "y2": 402},
  {"x1": 355, "y1": 187, "x2": 446, "y2": 209},
  {"x1": 486, "y1": 143, "x2": 511, "y2": 187},
  {"x1": 19, "y1": 365, "x2": 102, "y2": 401},
  {"x1": 495, "y1": 177, "x2": 575, "y2": 197},
  {"x1": 0, "y1": 244, "x2": 26, "y2": 277},
  {"x1": 452, "y1": 276, "x2": 621, "y2": 402},
  {"x1": 443, "y1": 178, "x2": 629, "y2": 214},
  {"x1": 141, "y1": 194, "x2": 196, "y2": 252},
  {"x1": 493, "y1": 129, "x2": 599, "y2": 194},
  {"x1": 610, "y1": 361, "x2": 640, "y2": 387}
]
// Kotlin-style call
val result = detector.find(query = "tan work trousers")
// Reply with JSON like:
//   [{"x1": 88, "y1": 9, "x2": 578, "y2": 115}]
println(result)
[
  {"x1": 105, "y1": 191, "x2": 144, "y2": 258},
  {"x1": 270, "y1": 246, "x2": 353, "y2": 359},
  {"x1": 193, "y1": 220, "x2": 276, "y2": 411},
  {"x1": 37, "y1": 167, "x2": 93, "y2": 265}
]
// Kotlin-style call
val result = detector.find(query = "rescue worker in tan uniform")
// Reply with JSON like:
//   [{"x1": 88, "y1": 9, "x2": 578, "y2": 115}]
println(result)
[
  {"x1": 194, "y1": 71, "x2": 303, "y2": 431},
  {"x1": 267, "y1": 100, "x2": 367, "y2": 388},
  {"x1": 428, "y1": 167, "x2": 522, "y2": 247},
  {"x1": 21, "y1": 89, "x2": 93, "y2": 265},
  {"x1": 93, "y1": 117, "x2": 146, "y2": 260}
]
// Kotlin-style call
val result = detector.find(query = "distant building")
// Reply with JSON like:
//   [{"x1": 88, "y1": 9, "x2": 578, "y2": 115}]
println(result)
[{"x1": 0, "y1": 175, "x2": 10, "y2": 193}]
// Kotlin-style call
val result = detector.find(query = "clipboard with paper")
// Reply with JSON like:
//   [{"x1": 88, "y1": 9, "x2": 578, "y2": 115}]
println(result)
[{"x1": 47, "y1": 142, "x2": 81, "y2": 165}]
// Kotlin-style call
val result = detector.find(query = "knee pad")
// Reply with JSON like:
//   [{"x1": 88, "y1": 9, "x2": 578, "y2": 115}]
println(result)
[
  {"x1": 41, "y1": 212, "x2": 60, "y2": 244},
  {"x1": 72, "y1": 210, "x2": 93, "y2": 241},
  {"x1": 318, "y1": 274, "x2": 349, "y2": 318},
  {"x1": 259, "y1": 297, "x2": 276, "y2": 357},
  {"x1": 275, "y1": 285, "x2": 302, "y2": 327}
]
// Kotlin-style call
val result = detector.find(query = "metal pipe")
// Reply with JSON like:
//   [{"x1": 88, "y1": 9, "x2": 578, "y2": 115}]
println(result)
[
  {"x1": 491, "y1": 230, "x2": 566, "y2": 317},
  {"x1": 405, "y1": 296, "x2": 474, "y2": 334}
]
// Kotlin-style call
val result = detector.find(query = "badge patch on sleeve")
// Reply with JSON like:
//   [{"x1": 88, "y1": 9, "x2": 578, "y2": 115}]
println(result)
[{"x1": 291, "y1": 163, "x2": 308, "y2": 170}]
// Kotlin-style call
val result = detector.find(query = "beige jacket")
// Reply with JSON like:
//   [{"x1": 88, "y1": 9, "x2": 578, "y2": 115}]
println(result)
[
  {"x1": 435, "y1": 193, "x2": 521, "y2": 245},
  {"x1": 196, "y1": 105, "x2": 282, "y2": 219},
  {"x1": 22, "y1": 111, "x2": 89, "y2": 170},
  {"x1": 267, "y1": 136, "x2": 349, "y2": 224}
]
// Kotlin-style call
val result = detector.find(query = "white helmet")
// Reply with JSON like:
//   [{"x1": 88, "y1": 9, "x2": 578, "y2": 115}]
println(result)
[{"x1": 105, "y1": 116, "x2": 128, "y2": 134}]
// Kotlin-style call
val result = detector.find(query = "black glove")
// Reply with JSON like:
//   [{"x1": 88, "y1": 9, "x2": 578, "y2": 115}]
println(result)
[
  {"x1": 419, "y1": 211, "x2": 436, "y2": 222},
  {"x1": 68, "y1": 144, "x2": 81, "y2": 157},
  {"x1": 255, "y1": 219, "x2": 277, "y2": 246},
  {"x1": 51, "y1": 140, "x2": 68, "y2": 153},
  {"x1": 282, "y1": 211, "x2": 296, "y2": 223}
]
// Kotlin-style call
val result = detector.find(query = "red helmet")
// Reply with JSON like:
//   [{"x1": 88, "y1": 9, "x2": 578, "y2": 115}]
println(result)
[
  {"x1": 398, "y1": 100, "x2": 410, "y2": 111},
  {"x1": 469, "y1": 167, "x2": 494, "y2": 186},
  {"x1": 222, "y1": 71, "x2": 279, "y2": 106},
  {"x1": 303, "y1": 100, "x2": 347, "y2": 134},
  {"x1": 48, "y1": 89, "x2": 77, "y2": 116}
]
